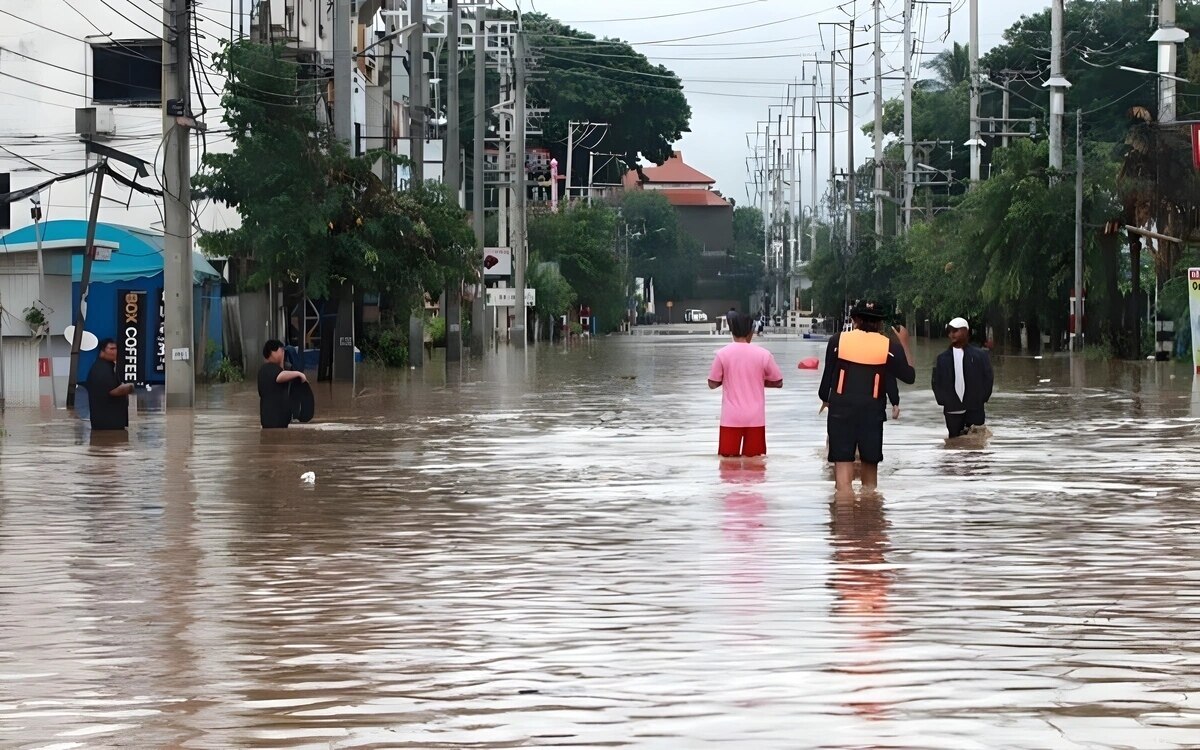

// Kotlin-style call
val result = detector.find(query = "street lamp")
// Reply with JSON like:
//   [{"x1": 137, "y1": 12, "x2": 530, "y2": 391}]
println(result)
[
  {"x1": 355, "y1": 21, "x2": 421, "y2": 59},
  {"x1": 1118, "y1": 65, "x2": 1190, "y2": 84}
]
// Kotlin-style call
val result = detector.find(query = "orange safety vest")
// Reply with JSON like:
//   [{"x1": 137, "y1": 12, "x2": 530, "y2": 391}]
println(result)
[{"x1": 830, "y1": 329, "x2": 890, "y2": 407}]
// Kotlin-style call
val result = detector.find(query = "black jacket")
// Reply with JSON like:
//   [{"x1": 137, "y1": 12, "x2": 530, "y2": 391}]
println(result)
[
  {"x1": 818, "y1": 331, "x2": 916, "y2": 409},
  {"x1": 932, "y1": 345, "x2": 994, "y2": 412}
]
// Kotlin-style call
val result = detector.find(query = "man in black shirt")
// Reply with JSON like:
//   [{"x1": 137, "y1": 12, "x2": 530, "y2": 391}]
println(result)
[
  {"x1": 85, "y1": 338, "x2": 134, "y2": 430},
  {"x1": 259, "y1": 339, "x2": 307, "y2": 428}
]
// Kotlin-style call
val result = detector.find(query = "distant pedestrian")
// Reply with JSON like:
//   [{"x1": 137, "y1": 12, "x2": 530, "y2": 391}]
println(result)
[
  {"x1": 85, "y1": 338, "x2": 134, "y2": 430},
  {"x1": 708, "y1": 312, "x2": 783, "y2": 457},
  {"x1": 818, "y1": 300, "x2": 916, "y2": 494},
  {"x1": 259, "y1": 339, "x2": 308, "y2": 429},
  {"x1": 932, "y1": 317, "x2": 994, "y2": 437}
]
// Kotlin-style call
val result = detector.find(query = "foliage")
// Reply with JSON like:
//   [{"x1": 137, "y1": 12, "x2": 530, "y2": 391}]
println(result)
[
  {"x1": 210, "y1": 357, "x2": 244, "y2": 383},
  {"x1": 528, "y1": 261, "x2": 577, "y2": 320},
  {"x1": 193, "y1": 40, "x2": 477, "y2": 304},
  {"x1": 619, "y1": 190, "x2": 698, "y2": 301},
  {"x1": 426, "y1": 315, "x2": 447, "y2": 347},
  {"x1": 525, "y1": 14, "x2": 692, "y2": 172},
  {"x1": 925, "y1": 42, "x2": 971, "y2": 90},
  {"x1": 527, "y1": 202, "x2": 624, "y2": 330},
  {"x1": 22, "y1": 306, "x2": 46, "y2": 330},
  {"x1": 359, "y1": 323, "x2": 409, "y2": 367},
  {"x1": 729, "y1": 206, "x2": 766, "y2": 303}
]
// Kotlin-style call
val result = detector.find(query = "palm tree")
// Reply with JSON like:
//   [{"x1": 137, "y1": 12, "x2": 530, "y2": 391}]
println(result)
[{"x1": 924, "y1": 43, "x2": 971, "y2": 90}]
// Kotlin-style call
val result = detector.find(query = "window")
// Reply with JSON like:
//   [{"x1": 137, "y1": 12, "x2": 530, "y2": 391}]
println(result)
[
  {"x1": 92, "y1": 41, "x2": 162, "y2": 105},
  {"x1": 0, "y1": 173, "x2": 9, "y2": 230}
]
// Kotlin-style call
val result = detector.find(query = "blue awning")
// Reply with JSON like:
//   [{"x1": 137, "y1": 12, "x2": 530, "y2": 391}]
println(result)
[{"x1": 0, "y1": 219, "x2": 220, "y2": 285}]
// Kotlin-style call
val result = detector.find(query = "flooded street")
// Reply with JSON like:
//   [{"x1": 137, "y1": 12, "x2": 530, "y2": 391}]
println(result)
[{"x1": 3, "y1": 336, "x2": 1200, "y2": 749}]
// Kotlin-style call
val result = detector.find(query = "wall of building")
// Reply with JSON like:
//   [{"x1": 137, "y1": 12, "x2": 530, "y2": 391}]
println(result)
[{"x1": 0, "y1": 0, "x2": 244, "y2": 237}]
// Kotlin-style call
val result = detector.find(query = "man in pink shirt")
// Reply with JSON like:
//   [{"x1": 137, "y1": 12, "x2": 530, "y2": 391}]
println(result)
[{"x1": 708, "y1": 312, "x2": 784, "y2": 457}]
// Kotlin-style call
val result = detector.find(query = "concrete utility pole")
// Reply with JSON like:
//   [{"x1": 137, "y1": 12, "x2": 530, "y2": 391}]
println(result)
[
  {"x1": 873, "y1": 0, "x2": 884, "y2": 239},
  {"x1": 565, "y1": 121, "x2": 576, "y2": 203},
  {"x1": 410, "y1": 0, "x2": 425, "y2": 183},
  {"x1": 810, "y1": 75, "x2": 819, "y2": 262},
  {"x1": 1155, "y1": 0, "x2": 1186, "y2": 124},
  {"x1": 846, "y1": 22, "x2": 855, "y2": 249},
  {"x1": 1046, "y1": 0, "x2": 1069, "y2": 173},
  {"x1": 408, "y1": 0, "x2": 426, "y2": 365},
  {"x1": 968, "y1": 0, "x2": 981, "y2": 184},
  {"x1": 1073, "y1": 109, "x2": 1084, "y2": 351},
  {"x1": 902, "y1": 0, "x2": 914, "y2": 228},
  {"x1": 163, "y1": 0, "x2": 194, "y2": 408},
  {"x1": 334, "y1": 0, "x2": 352, "y2": 146},
  {"x1": 65, "y1": 164, "x2": 107, "y2": 409},
  {"x1": 470, "y1": 6, "x2": 487, "y2": 354},
  {"x1": 445, "y1": 0, "x2": 462, "y2": 361},
  {"x1": 511, "y1": 28, "x2": 528, "y2": 346}
]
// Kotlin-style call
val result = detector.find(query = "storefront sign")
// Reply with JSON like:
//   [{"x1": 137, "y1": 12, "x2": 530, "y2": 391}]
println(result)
[
  {"x1": 485, "y1": 288, "x2": 536, "y2": 307},
  {"x1": 155, "y1": 288, "x2": 166, "y2": 375},
  {"x1": 1190, "y1": 269, "x2": 1200, "y2": 373},
  {"x1": 118, "y1": 289, "x2": 146, "y2": 384}
]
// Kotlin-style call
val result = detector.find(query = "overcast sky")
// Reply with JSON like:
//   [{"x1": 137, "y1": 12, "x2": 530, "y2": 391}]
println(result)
[{"x1": 524, "y1": 0, "x2": 1057, "y2": 206}]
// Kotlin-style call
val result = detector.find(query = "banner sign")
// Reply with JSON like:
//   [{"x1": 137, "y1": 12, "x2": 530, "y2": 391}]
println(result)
[
  {"x1": 117, "y1": 289, "x2": 147, "y2": 384},
  {"x1": 155, "y1": 288, "x2": 166, "y2": 375},
  {"x1": 484, "y1": 247, "x2": 512, "y2": 276},
  {"x1": 1189, "y1": 269, "x2": 1200, "y2": 373},
  {"x1": 485, "y1": 288, "x2": 536, "y2": 307},
  {"x1": 1192, "y1": 125, "x2": 1200, "y2": 170}
]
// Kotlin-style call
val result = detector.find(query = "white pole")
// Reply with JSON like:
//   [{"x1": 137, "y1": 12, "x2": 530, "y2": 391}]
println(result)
[
  {"x1": 968, "y1": 0, "x2": 981, "y2": 184},
  {"x1": 1047, "y1": 0, "x2": 1067, "y2": 173},
  {"x1": 874, "y1": 0, "x2": 885, "y2": 236},
  {"x1": 902, "y1": 0, "x2": 914, "y2": 229}
]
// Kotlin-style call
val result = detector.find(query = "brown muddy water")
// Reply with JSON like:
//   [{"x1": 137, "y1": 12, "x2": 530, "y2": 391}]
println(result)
[{"x1": 2, "y1": 336, "x2": 1200, "y2": 749}]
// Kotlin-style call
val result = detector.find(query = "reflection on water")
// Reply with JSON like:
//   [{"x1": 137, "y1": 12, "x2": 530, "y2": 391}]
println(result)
[{"x1": 2, "y1": 339, "x2": 1200, "y2": 748}]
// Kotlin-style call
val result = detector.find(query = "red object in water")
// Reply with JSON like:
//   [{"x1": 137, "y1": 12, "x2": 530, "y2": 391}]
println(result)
[{"x1": 798, "y1": 357, "x2": 820, "y2": 370}]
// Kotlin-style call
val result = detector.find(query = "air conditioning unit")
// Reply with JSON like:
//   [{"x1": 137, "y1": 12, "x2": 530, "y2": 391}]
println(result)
[{"x1": 75, "y1": 106, "x2": 116, "y2": 139}]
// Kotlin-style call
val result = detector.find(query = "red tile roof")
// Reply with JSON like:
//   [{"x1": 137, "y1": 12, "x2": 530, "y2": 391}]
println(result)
[
  {"x1": 633, "y1": 151, "x2": 716, "y2": 185},
  {"x1": 661, "y1": 189, "x2": 730, "y2": 207}
]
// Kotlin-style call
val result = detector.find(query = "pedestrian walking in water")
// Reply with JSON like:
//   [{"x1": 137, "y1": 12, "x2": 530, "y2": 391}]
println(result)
[
  {"x1": 259, "y1": 339, "x2": 308, "y2": 429},
  {"x1": 709, "y1": 312, "x2": 783, "y2": 457},
  {"x1": 818, "y1": 300, "x2": 915, "y2": 494},
  {"x1": 932, "y1": 317, "x2": 994, "y2": 437},
  {"x1": 85, "y1": 338, "x2": 134, "y2": 430}
]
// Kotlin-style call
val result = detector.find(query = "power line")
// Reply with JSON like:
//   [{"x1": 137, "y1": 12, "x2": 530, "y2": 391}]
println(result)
[{"x1": 562, "y1": 0, "x2": 774, "y2": 24}]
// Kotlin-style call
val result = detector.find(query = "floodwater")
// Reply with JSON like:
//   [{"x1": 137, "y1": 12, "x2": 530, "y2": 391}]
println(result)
[{"x1": 2, "y1": 336, "x2": 1200, "y2": 749}]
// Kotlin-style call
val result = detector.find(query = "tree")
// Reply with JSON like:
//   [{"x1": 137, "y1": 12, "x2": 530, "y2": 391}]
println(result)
[
  {"x1": 193, "y1": 41, "x2": 476, "y2": 307},
  {"x1": 729, "y1": 206, "x2": 766, "y2": 305},
  {"x1": 619, "y1": 191, "x2": 698, "y2": 301},
  {"x1": 527, "y1": 203, "x2": 624, "y2": 330},
  {"x1": 524, "y1": 13, "x2": 692, "y2": 176},
  {"x1": 926, "y1": 42, "x2": 971, "y2": 90}
]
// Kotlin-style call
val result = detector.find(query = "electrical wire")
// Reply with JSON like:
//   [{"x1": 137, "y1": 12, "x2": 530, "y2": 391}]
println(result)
[{"x1": 562, "y1": 0, "x2": 773, "y2": 24}]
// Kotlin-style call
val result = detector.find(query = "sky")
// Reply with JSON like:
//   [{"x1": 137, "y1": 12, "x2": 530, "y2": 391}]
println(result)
[{"x1": 522, "y1": 0, "x2": 1057, "y2": 207}]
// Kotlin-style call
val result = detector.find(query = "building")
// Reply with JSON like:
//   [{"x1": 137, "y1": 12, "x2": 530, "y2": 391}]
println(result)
[
  {"x1": 0, "y1": 220, "x2": 222, "y2": 407},
  {"x1": 623, "y1": 151, "x2": 738, "y2": 318}
]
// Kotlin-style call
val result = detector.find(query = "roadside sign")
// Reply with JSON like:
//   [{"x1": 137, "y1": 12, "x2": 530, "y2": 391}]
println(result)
[
  {"x1": 486, "y1": 288, "x2": 536, "y2": 307},
  {"x1": 1189, "y1": 268, "x2": 1200, "y2": 373},
  {"x1": 483, "y1": 247, "x2": 512, "y2": 276}
]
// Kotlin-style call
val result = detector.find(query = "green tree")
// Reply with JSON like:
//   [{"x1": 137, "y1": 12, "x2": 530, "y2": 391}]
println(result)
[
  {"x1": 619, "y1": 191, "x2": 698, "y2": 301},
  {"x1": 926, "y1": 42, "x2": 971, "y2": 89},
  {"x1": 524, "y1": 13, "x2": 692, "y2": 176},
  {"x1": 729, "y1": 206, "x2": 766, "y2": 305},
  {"x1": 193, "y1": 40, "x2": 476, "y2": 304},
  {"x1": 527, "y1": 203, "x2": 624, "y2": 330}
]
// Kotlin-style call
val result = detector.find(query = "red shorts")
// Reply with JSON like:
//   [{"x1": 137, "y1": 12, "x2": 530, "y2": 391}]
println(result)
[{"x1": 719, "y1": 425, "x2": 767, "y2": 457}]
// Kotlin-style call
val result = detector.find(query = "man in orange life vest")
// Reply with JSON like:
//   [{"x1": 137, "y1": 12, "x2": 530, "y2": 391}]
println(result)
[{"x1": 818, "y1": 300, "x2": 916, "y2": 494}]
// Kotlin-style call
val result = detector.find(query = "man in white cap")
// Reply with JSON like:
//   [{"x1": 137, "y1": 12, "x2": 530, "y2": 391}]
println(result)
[{"x1": 931, "y1": 317, "x2": 994, "y2": 437}]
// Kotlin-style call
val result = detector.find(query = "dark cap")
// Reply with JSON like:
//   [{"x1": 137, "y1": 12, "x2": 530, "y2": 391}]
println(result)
[{"x1": 850, "y1": 299, "x2": 886, "y2": 320}]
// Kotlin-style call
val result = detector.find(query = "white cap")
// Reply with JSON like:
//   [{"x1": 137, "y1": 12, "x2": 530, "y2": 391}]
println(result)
[{"x1": 947, "y1": 317, "x2": 969, "y2": 330}]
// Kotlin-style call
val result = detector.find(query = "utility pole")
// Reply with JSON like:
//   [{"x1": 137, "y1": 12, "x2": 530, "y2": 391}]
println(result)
[
  {"x1": 445, "y1": 0, "x2": 462, "y2": 362},
  {"x1": 65, "y1": 163, "x2": 107, "y2": 409},
  {"x1": 1046, "y1": 0, "x2": 1069, "y2": 174},
  {"x1": 902, "y1": 0, "x2": 914, "y2": 229},
  {"x1": 565, "y1": 121, "x2": 576, "y2": 203},
  {"x1": 511, "y1": 28, "x2": 527, "y2": 346},
  {"x1": 408, "y1": 0, "x2": 426, "y2": 365},
  {"x1": 409, "y1": 0, "x2": 425, "y2": 183},
  {"x1": 163, "y1": 0, "x2": 194, "y2": 407},
  {"x1": 334, "y1": 0, "x2": 352, "y2": 145},
  {"x1": 1073, "y1": 109, "x2": 1084, "y2": 351},
  {"x1": 873, "y1": 0, "x2": 884, "y2": 239},
  {"x1": 1155, "y1": 0, "x2": 1185, "y2": 124},
  {"x1": 968, "y1": 0, "x2": 981, "y2": 184},
  {"x1": 846, "y1": 22, "x2": 856, "y2": 249},
  {"x1": 810, "y1": 76, "x2": 819, "y2": 263},
  {"x1": 470, "y1": 5, "x2": 487, "y2": 354}
]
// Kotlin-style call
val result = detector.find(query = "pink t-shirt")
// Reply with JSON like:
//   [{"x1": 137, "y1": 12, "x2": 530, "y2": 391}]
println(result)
[{"x1": 708, "y1": 342, "x2": 783, "y2": 427}]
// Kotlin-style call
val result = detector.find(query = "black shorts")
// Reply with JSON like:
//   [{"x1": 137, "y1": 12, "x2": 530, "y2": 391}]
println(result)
[{"x1": 827, "y1": 406, "x2": 885, "y2": 464}]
